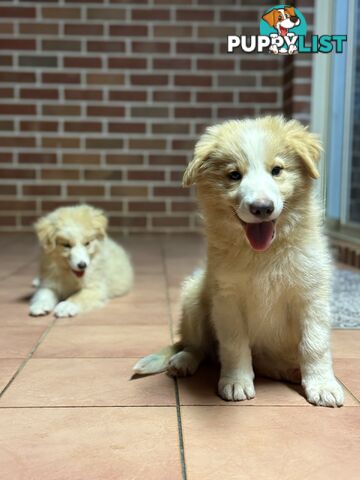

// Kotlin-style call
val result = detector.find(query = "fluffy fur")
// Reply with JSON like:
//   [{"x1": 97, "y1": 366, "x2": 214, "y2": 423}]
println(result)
[
  {"x1": 134, "y1": 116, "x2": 344, "y2": 408},
  {"x1": 30, "y1": 204, "x2": 133, "y2": 318}
]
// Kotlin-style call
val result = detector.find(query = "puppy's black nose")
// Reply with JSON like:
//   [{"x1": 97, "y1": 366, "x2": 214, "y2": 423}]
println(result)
[
  {"x1": 77, "y1": 261, "x2": 87, "y2": 270},
  {"x1": 290, "y1": 15, "x2": 298, "y2": 22},
  {"x1": 249, "y1": 200, "x2": 274, "y2": 219}
]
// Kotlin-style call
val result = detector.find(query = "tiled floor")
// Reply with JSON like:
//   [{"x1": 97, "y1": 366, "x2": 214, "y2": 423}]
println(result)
[{"x1": 0, "y1": 233, "x2": 359, "y2": 479}]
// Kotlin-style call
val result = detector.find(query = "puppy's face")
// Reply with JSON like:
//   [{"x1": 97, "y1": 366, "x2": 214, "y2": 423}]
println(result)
[
  {"x1": 35, "y1": 205, "x2": 108, "y2": 278},
  {"x1": 183, "y1": 116, "x2": 321, "y2": 252},
  {"x1": 262, "y1": 7, "x2": 300, "y2": 33}
]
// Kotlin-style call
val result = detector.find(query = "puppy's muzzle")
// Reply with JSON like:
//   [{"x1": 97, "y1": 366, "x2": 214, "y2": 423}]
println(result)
[
  {"x1": 249, "y1": 200, "x2": 274, "y2": 220},
  {"x1": 77, "y1": 261, "x2": 87, "y2": 270}
]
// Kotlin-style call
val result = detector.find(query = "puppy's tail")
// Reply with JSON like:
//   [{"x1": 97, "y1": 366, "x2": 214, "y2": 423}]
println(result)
[{"x1": 133, "y1": 342, "x2": 182, "y2": 375}]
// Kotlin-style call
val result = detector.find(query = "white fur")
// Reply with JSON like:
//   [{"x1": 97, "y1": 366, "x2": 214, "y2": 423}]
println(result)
[
  {"x1": 135, "y1": 117, "x2": 344, "y2": 408},
  {"x1": 30, "y1": 205, "x2": 133, "y2": 318}
]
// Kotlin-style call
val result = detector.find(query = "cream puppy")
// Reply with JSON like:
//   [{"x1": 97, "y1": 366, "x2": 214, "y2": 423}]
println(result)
[
  {"x1": 30, "y1": 204, "x2": 133, "y2": 318},
  {"x1": 134, "y1": 116, "x2": 344, "y2": 408}
]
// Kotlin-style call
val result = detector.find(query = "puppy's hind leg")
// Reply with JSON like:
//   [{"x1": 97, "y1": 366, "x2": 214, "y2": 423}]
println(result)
[{"x1": 167, "y1": 270, "x2": 210, "y2": 378}]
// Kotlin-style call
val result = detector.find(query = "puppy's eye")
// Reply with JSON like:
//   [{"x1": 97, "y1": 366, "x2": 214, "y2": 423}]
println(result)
[
  {"x1": 84, "y1": 241, "x2": 90, "y2": 247},
  {"x1": 62, "y1": 243, "x2": 71, "y2": 249},
  {"x1": 271, "y1": 166, "x2": 283, "y2": 176},
  {"x1": 228, "y1": 171, "x2": 242, "y2": 181}
]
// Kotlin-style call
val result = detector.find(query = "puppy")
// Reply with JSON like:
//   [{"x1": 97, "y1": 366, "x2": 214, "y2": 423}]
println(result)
[
  {"x1": 262, "y1": 6, "x2": 300, "y2": 54},
  {"x1": 134, "y1": 116, "x2": 344, "y2": 408},
  {"x1": 30, "y1": 204, "x2": 133, "y2": 318}
]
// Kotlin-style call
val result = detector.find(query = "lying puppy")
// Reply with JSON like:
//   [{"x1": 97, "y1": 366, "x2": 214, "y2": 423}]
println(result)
[
  {"x1": 30, "y1": 204, "x2": 133, "y2": 318},
  {"x1": 134, "y1": 116, "x2": 344, "y2": 408}
]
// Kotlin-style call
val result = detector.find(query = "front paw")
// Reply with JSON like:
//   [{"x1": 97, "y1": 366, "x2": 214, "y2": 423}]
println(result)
[
  {"x1": 29, "y1": 302, "x2": 52, "y2": 317},
  {"x1": 303, "y1": 377, "x2": 344, "y2": 407},
  {"x1": 54, "y1": 301, "x2": 80, "y2": 318},
  {"x1": 218, "y1": 376, "x2": 255, "y2": 401}
]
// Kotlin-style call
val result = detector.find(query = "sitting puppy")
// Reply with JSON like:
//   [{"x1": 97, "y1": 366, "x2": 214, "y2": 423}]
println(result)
[
  {"x1": 30, "y1": 204, "x2": 133, "y2": 318},
  {"x1": 134, "y1": 116, "x2": 344, "y2": 408}
]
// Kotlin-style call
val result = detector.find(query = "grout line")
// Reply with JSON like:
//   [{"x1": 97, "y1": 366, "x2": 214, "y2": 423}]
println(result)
[
  {"x1": 0, "y1": 316, "x2": 58, "y2": 398},
  {"x1": 160, "y1": 238, "x2": 187, "y2": 480},
  {"x1": 336, "y1": 377, "x2": 360, "y2": 405}
]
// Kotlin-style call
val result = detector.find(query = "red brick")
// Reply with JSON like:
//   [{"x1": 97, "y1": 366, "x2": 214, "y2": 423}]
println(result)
[
  {"x1": 0, "y1": 24, "x2": 13, "y2": 35},
  {"x1": 42, "y1": 73, "x2": 80, "y2": 84},
  {"x1": 110, "y1": 25, "x2": 148, "y2": 36},
  {"x1": 20, "y1": 88, "x2": 59, "y2": 100},
  {"x1": 196, "y1": 92, "x2": 233, "y2": 102},
  {"x1": 87, "y1": 41, "x2": 125, "y2": 52},
  {"x1": 176, "y1": 42, "x2": 214, "y2": 54},
  {"x1": 87, "y1": 106, "x2": 124, "y2": 117},
  {"x1": 67, "y1": 185, "x2": 105, "y2": 196},
  {"x1": 42, "y1": 8, "x2": 81, "y2": 19},
  {"x1": 175, "y1": 75, "x2": 212, "y2": 87},
  {"x1": 109, "y1": 122, "x2": 146, "y2": 133},
  {"x1": 153, "y1": 58, "x2": 191, "y2": 70},
  {"x1": 132, "y1": 41, "x2": 170, "y2": 53},
  {"x1": 42, "y1": 137, "x2": 80, "y2": 149},
  {"x1": 154, "y1": 25, "x2": 192, "y2": 37},
  {"x1": 241, "y1": 59, "x2": 281, "y2": 70},
  {"x1": 129, "y1": 165, "x2": 165, "y2": 181},
  {"x1": 0, "y1": 216, "x2": 16, "y2": 226},
  {"x1": 0, "y1": 104, "x2": 36, "y2": 115},
  {"x1": 42, "y1": 40, "x2": 81, "y2": 51},
  {"x1": 176, "y1": 9, "x2": 214, "y2": 21},
  {"x1": 129, "y1": 139, "x2": 166, "y2": 150},
  {"x1": 217, "y1": 107, "x2": 255, "y2": 118},
  {"x1": 108, "y1": 57, "x2": 147, "y2": 69},
  {"x1": 20, "y1": 23, "x2": 59, "y2": 35},
  {"x1": 0, "y1": 185, "x2": 16, "y2": 195},
  {"x1": 131, "y1": 75, "x2": 168, "y2": 86},
  {"x1": 87, "y1": 8, "x2": 125, "y2": 20},
  {"x1": 0, "y1": 55, "x2": 12, "y2": 66},
  {"x1": 111, "y1": 186, "x2": 148, "y2": 197},
  {"x1": 63, "y1": 154, "x2": 101, "y2": 165},
  {"x1": 0, "y1": 39, "x2": 35, "y2": 50},
  {"x1": 0, "y1": 153, "x2": 12, "y2": 163},
  {"x1": 0, "y1": 168, "x2": 35, "y2": 179},
  {"x1": 64, "y1": 57, "x2": 102, "y2": 69},
  {"x1": 0, "y1": 200, "x2": 36, "y2": 211},
  {"x1": 65, "y1": 89, "x2": 103, "y2": 101},
  {"x1": 171, "y1": 201, "x2": 197, "y2": 212},
  {"x1": 64, "y1": 24, "x2": 103, "y2": 35},
  {"x1": 0, "y1": 88, "x2": 13, "y2": 98},
  {"x1": 65, "y1": 122, "x2": 102, "y2": 133},
  {"x1": 84, "y1": 170, "x2": 123, "y2": 181},
  {"x1": 42, "y1": 105, "x2": 81, "y2": 116},
  {"x1": 20, "y1": 121, "x2": 58, "y2": 132},
  {"x1": 197, "y1": 59, "x2": 234, "y2": 70},
  {"x1": 175, "y1": 107, "x2": 211, "y2": 118},
  {"x1": 152, "y1": 216, "x2": 189, "y2": 227},
  {"x1": 218, "y1": 75, "x2": 256, "y2": 87},
  {"x1": 85, "y1": 138, "x2": 124, "y2": 149},
  {"x1": 131, "y1": 106, "x2": 168, "y2": 118},
  {"x1": 198, "y1": 26, "x2": 235, "y2": 37},
  {"x1": 23, "y1": 185, "x2": 61, "y2": 196},
  {"x1": 106, "y1": 154, "x2": 144, "y2": 165},
  {"x1": 0, "y1": 72, "x2": 35, "y2": 83},
  {"x1": 154, "y1": 187, "x2": 189, "y2": 197},
  {"x1": 41, "y1": 169, "x2": 79, "y2": 180},
  {"x1": 172, "y1": 139, "x2": 196, "y2": 150},
  {"x1": 132, "y1": 9, "x2": 170, "y2": 20},
  {"x1": 19, "y1": 153, "x2": 57, "y2": 164},
  {"x1": 111, "y1": 217, "x2": 146, "y2": 228},
  {"x1": 0, "y1": 120, "x2": 14, "y2": 131},
  {"x1": 129, "y1": 201, "x2": 166, "y2": 212},
  {"x1": 0, "y1": 7, "x2": 35, "y2": 18},
  {"x1": 87, "y1": 73, "x2": 124, "y2": 85},
  {"x1": 153, "y1": 91, "x2": 191, "y2": 103},
  {"x1": 239, "y1": 91, "x2": 277, "y2": 103},
  {"x1": 109, "y1": 90, "x2": 147, "y2": 102},
  {"x1": 149, "y1": 154, "x2": 187, "y2": 165},
  {"x1": 220, "y1": 10, "x2": 258, "y2": 21}
]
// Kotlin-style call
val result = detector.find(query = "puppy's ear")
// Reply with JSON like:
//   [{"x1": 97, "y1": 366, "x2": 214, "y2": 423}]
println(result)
[
  {"x1": 91, "y1": 207, "x2": 108, "y2": 238},
  {"x1": 182, "y1": 125, "x2": 219, "y2": 187},
  {"x1": 262, "y1": 9, "x2": 276, "y2": 27},
  {"x1": 285, "y1": 120, "x2": 322, "y2": 179},
  {"x1": 34, "y1": 215, "x2": 56, "y2": 252},
  {"x1": 285, "y1": 7, "x2": 296, "y2": 17}
]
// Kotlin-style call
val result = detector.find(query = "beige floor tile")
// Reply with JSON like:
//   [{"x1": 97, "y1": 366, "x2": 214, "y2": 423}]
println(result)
[
  {"x1": 182, "y1": 406, "x2": 360, "y2": 480},
  {"x1": 0, "y1": 358, "x2": 176, "y2": 407},
  {"x1": 34, "y1": 324, "x2": 171, "y2": 358},
  {"x1": 332, "y1": 330, "x2": 360, "y2": 358},
  {"x1": 0, "y1": 302, "x2": 52, "y2": 326},
  {"x1": 56, "y1": 301, "x2": 170, "y2": 326},
  {"x1": 0, "y1": 359, "x2": 23, "y2": 392},
  {"x1": 0, "y1": 326, "x2": 46, "y2": 358},
  {"x1": 177, "y1": 363, "x2": 358, "y2": 407},
  {"x1": 0, "y1": 407, "x2": 182, "y2": 480},
  {"x1": 334, "y1": 358, "x2": 360, "y2": 402}
]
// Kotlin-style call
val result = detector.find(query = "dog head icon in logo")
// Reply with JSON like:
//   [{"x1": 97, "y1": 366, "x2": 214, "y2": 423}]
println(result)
[{"x1": 260, "y1": 5, "x2": 307, "y2": 55}]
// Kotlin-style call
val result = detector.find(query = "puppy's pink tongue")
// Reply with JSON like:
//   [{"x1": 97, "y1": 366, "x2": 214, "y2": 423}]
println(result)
[{"x1": 245, "y1": 222, "x2": 274, "y2": 251}]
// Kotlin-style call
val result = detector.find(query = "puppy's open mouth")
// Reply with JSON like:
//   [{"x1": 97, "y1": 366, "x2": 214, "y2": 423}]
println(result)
[
  {"x1": 234, "y1": 210, "x2": 276, "y2": 251},
  {"x1": 72, "y1": 269, "x2": 85, "y2": 278}
]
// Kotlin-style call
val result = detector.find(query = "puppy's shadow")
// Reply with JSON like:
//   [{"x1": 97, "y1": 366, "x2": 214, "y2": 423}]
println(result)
[{"x1": 17, "y1": 293, "x2": 33, "y2": 303}]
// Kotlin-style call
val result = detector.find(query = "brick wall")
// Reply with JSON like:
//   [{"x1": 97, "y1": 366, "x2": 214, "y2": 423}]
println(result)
[{"x1": 0, "y1": 0, "x2": 314, "y2": 233}]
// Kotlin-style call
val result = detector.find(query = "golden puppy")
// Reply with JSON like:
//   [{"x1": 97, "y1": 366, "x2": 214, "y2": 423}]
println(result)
[
  {"x1": 30, "y1": 204, "x2": 133, "y2": 318},
  {"x1": 134, "y1": 116, "x2": 344, "y2": 408}
]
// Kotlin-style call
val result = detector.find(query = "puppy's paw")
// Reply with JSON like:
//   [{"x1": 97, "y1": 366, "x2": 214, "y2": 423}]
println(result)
[
  {"x1": 29, "y1": 302, "x2": 52, "y2": 317},
  {"x1": 54, "y1": 301, "x2": 80, "y2": 318},
  {"x1": 167, "y1": 351, "x2": 200, "y2": 377},
  {"x1": 303, "y1": 377, "x2": 344, "y2": 407},
  {"x1": 218, "y1": 376, "x2": 255, "y2": 402}
]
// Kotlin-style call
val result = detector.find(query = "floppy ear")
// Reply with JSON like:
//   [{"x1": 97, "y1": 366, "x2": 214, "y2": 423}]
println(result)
[
  {"x1": 285, "y1": 120, "x2": 322, "y2": 179},
  {"x1": 90, "y1": 207, "x2": 108, "y2": 238},
  {"x1": 285, "y1": 6, "x2": 296, "y2": 17},
  {"x1": 262, "y1": 9, "x2": 277, "y2": 27},
  {"x1": 182, "y1": 125, "x2": 220, "y2": 187},
  {"x1": 34, "y1": 215, "x2": 57, "y2": 252}
]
